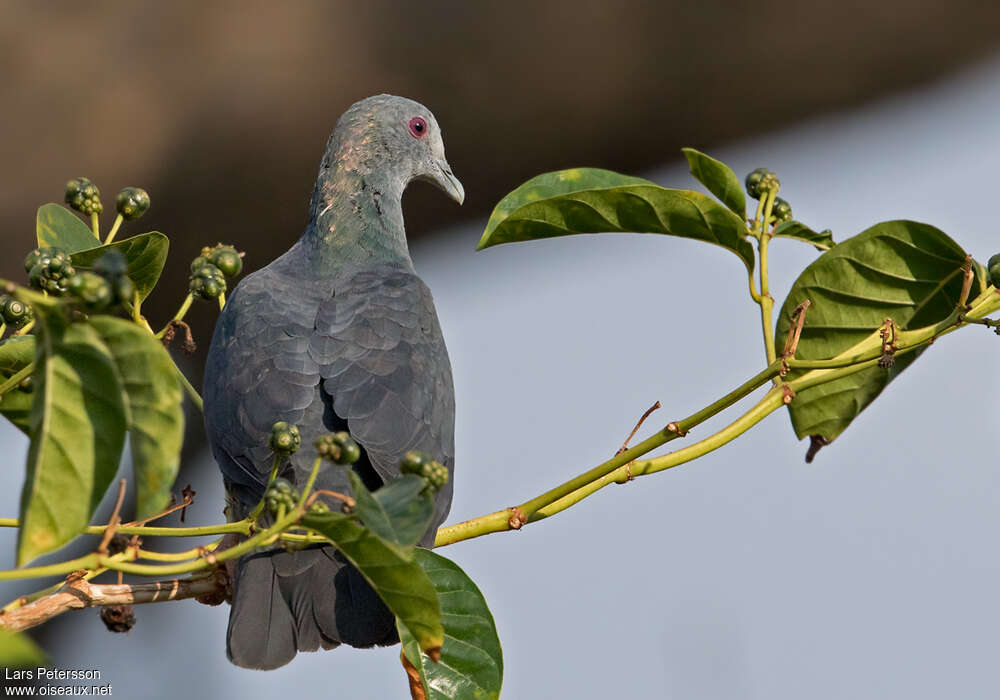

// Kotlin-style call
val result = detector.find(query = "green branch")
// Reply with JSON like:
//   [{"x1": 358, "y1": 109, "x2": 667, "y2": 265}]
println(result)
[
  {"x1": 0, "y1": 363, "x2": 33, "y2": 398},
  {"x1": 0, "y1": 517, "x2": 250, "y2": 538},
  {"x1": 757, "y1": 189, "x2": 778, "y2": 365}
]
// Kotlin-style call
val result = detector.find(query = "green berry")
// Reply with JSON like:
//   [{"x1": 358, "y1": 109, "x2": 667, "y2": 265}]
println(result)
[
  {"x1": 112, "y1": 276, "x2": 135, "y2": 305},
  {"x1": 264, "y1": 478, "x2": 299, "y2": 515},
  {"x1": 24, "y1": 249, "x2": 44, "y2": 275},
  {"x1": 65, "y1": 177, "x2": 102, "y2": 215},
  {"x1": 401, "y1": 451, "x2": 448, "y2": 490},
  {"x1": 771, "y1": 197, "x2": 792, "y2": 223},
  {"x1": 400, "y1": 451, "x2": 428, "y2": 475},
  {"x1": 26, "y1": 247, "x2": 75, "y2": 294},
  {"x1": 309, "y1": 501, "x2": 331, "y2": 514},
  {"x1": 269, "y1": 421, "x2": 301, "y2": 456},
  {"x1": 1, "y1": 296, "x2": 33, "y2": 330},
  {"x1": 190, "y1": 256, "x2": 212, "y2": 274},
  {"x1": 745, "y1": 168, "x2": 779, "y2": 200},
  {"x1": 189, "y1": 264, "x2": 226, "y2": 301},
  {"x1": 423, "y1": 461, "x2": 449, "y2": 490},
  {"x1": 115, "y1": 187, "x2": 150, "y2": 221},
  {"x1": 67, "y1": 271, "x2": 112, "y2": 311},
  {"x1": 988, "y1": 254, "x2": 1000, "y2": 288},
  {"x1": 314, "y1": 432, "x2": 361, "y2": 464},
  {"x1": 210, "y1": 245, "x2": 243, "y2": 278},
  {"x1": 745, "y1": 168, "x2": 768, "y2": 199},
  {"x1": 94, "y1": 250, "x2": 129, "y2": 279},
  {"x1": 93, "y1": 250, "x2": 134, "y2": 305}
]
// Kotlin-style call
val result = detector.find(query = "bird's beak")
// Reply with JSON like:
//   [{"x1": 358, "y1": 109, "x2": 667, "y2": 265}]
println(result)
[{"x1": 430, "y1": 159, "x2": 465, "y2": 205}]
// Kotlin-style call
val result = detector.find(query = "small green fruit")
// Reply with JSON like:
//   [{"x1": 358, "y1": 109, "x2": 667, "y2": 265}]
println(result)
[
  {"x1": 400, "y1": 451, "x2": 428, "y2": 475},
  {"x1": 115, "y1": 187, "x2": 150, "y2": 221},
  {"x1": 189, "y1": 264, "x2": 226, "y2": 301},
  {"x1": 26, "y1": 247, "x2": 75, "y2": 294},
  {"x1": 771, "y1": 197, "x2": 792, "y2": 223},
  {"x1": 210, "y1": 246, "x2": 243, "y2": 278},
  {"x1": 269, "y1": 421, "x2": 301, "y2": 456},
  {"x1": 190, "y1": 256, "x2": 212, "y2": 274},
  {"x1": 264, "y1": 478, "x2": 299, "y2": 515},
  {"x1": 988, "y1": 253, "x2": 1000, "y2": 288},
  {"x1": 745, "y1": 168, "x2": 779, "y2": 200},
  {"x1": 67, "y1": 271, "x2": 112, "y2": 311},
  {"x1": 65, "y1": 177, "x2": 103, "y2": 215},
  {"x1": 1, "y1": 296, "x2": 33, "y2": 329},
  {"x1": 422, "y1": 460, "x2": 449, "y2": 490},
  {"x1": 314, "y1": 432, "x2": 361, "y2": 464},
  {"x1": 94, "y1": 250, "x2": 129, "y2": 279}
]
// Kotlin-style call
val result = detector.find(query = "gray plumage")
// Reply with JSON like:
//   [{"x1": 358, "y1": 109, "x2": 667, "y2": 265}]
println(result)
[{"x1": 202, "y1": 95, "x2": 463, "y2": 670}]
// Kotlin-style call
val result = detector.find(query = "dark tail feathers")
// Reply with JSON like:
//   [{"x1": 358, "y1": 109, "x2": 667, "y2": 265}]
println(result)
[{"x1": 227, "y1": 544, "x2": 398, "y2": 669}]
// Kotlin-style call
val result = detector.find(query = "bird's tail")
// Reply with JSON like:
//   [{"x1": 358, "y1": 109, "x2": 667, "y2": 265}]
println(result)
[{"x1": 226, "y1": 544, "x2": 398, "y2": 670}]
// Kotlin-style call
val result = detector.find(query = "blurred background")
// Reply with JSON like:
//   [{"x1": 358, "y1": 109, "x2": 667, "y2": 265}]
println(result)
[{"x1": 2, "y1": 1, "x2": 1000, "y2": 698}]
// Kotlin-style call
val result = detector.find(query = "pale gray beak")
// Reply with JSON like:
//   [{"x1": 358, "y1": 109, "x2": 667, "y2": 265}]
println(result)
[{"x1": 429, "y1": 159, "x2": 465, "y2": 205}]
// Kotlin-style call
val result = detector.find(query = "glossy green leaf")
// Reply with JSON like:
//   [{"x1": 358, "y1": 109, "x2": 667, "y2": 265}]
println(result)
[
  {"x1": 478, "y1": 168, "x2": 755, "y2": 273},
  {"x1": 772, "y1": 220, "x2": 835, "y2": 251},
  {"x1": 18, "y1": 315, "x2": 127, "y2": 565},
  {"x1": 0, "y1": 629, "x2": 48, "y2": 668},
  {"x1": 399, "y1": 549, "x2": 503, "y2": 700},
  {"x1": 682, "y1": 147, "x2": 746, "y2": 220},
  {"x1": 89, "y1": 317, "x2": 184, "y2": 520},
  {"x1": 776, "y1": 220, "x2": 986, "y2": 446},
  {"x1": 36, "y1": 203, "x2": 99, "y2": 253},
  {"x1": 349, "y1": 472, "x2": 435, "y2": 548},
  {"x1": 302, "y1": 511, "x2": 443, "y2": 653},
  {"x1": 71, "y1": 232, "x2": 169, "y2": 301},
  {"x1": 0, "y1": 337, "x2": 35, "y2": 434}
]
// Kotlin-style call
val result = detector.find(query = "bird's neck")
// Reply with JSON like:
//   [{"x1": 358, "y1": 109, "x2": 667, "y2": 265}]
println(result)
[{"x1": 300, "y1": 155, "x2": 413, "y2": 270}]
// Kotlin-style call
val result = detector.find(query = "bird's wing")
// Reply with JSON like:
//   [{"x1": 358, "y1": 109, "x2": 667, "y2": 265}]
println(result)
[
  {"x1": 205, "y1": 261, "x2": 456, "y2": 530},
  {"x1": 203, "y1": 264, "x2": 329, "y2": 501},
  {"x1": 311, "y1": 263, "x2": 456, "y2": 528}
]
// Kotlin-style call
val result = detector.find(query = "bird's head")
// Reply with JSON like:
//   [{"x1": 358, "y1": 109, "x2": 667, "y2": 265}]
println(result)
[{"x1": 336, "y1": 94, "x2": 464, "y2": 205}]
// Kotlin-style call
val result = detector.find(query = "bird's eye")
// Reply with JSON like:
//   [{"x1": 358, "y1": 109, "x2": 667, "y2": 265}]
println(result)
[{"x1": 408, "y1": 117, "x2": 427, "y2": 139}]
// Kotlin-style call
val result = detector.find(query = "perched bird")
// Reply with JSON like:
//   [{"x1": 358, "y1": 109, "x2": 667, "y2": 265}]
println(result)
[{"x1": 202, "y1": 95, "x2": 462, "y2": 669}]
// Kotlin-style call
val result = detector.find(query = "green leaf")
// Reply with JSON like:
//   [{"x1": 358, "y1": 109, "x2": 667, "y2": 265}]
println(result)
[
  {"x1": 89, "y1": 317, "x2": 184, "y2": 520},
  {"x1": 349, "y1": 472, "x2": 435, "y2": 548},
  {"x1": 0, "y1": 337, "x2": 36, "y2": 434},
  {"x1": 776, "y1": 220, "x2": 986, "y2": 445},
  {"x1": 399, "y1": 549, "x2": 503, "y2": 700},
  {"x1": 36, "y1": 203, "x2": 99, "y2": 253},
  {"x1": 681, "y1": 148, "x2": 746, "y2": 220},
  {"x1": 71, "y1": 232, "x2": 169, "y2": 301},
  {"x1": 18, "y1": 314, "x2": 128, "y2": 565},
  {"x1": 772, "y1": 220, "x2": 835, "y2": 251},
  {"x1": 478, "y1": 168, "x2": 755, "y2": 273},
  {"x1": 0, "y1": 629, "x2": 48, "y2": 668},
  {"x1": 302, "y1": 511, "x2": 444, "y2": 653}
]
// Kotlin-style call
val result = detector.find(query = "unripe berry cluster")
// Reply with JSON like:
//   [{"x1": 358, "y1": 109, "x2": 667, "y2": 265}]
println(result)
[
  {"x1": 65, "y1": 177, "x2": 102, "y2": 215},
  {"x1": 264, "y1": 478, "x2": 299, "y2": 515},
  {"x1": 315, "y1": 432, "x2": 361, "y2": 464},
  {"x1": 400, "y1": 451, "x2": 449, "y2": 491},
  {"x1": 189, "y1": 244, "x2": 243, "y2": 301},
  {"x1": 25, "y1": 247, "x2": 75, "y2": 295},
  {"x1": 269, "y1": 421, "x2": 301, "y2": 456}
]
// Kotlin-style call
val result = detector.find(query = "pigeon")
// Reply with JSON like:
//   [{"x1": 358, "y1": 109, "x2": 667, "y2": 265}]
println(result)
[{"x1": 202, "y1": 94, "x2": 463, "y2": 670}]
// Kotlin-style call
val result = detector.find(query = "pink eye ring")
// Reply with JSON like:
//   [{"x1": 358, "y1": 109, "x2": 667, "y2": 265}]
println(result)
[{"x1": 408, "y1": 117, "x2": 427, "y2": 138}]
